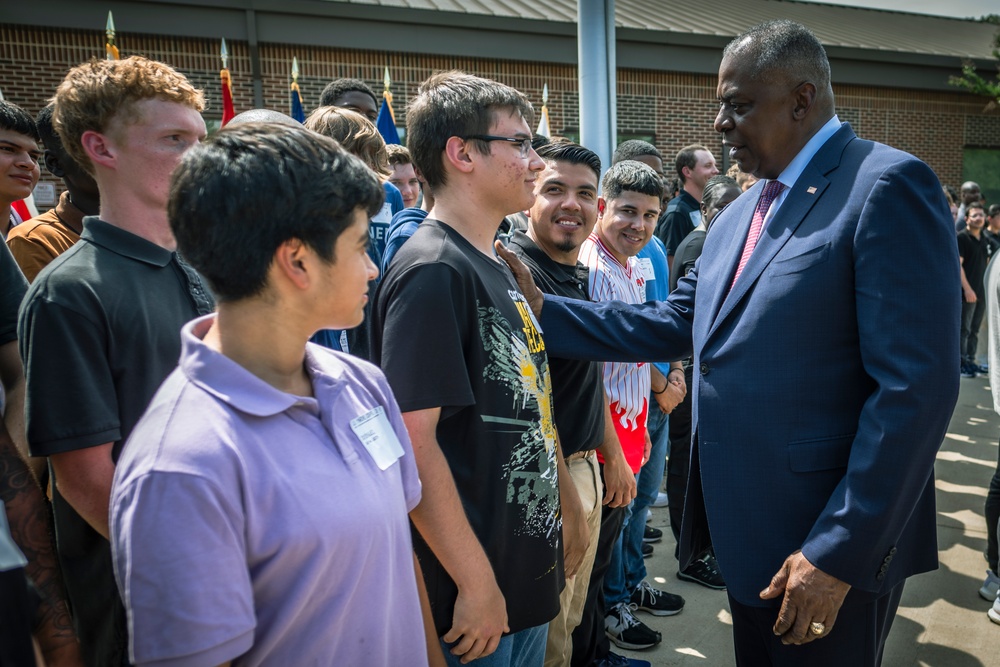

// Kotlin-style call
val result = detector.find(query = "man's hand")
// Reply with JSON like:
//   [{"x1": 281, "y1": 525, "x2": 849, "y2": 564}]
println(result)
[
  {"x1": 601, "y1": 452, "x2": 636, "y2": 507},
  {"x1": 495, "y1": 240, "x2": 544, "y2": 319},
  {"x1": 759, "y1": 550, "x2": 851, "y2": 645},
  {"x1": 964, "y1": 285, "x2": 977, "y2": 303},
  {"x1": 561, "y1": 486, "x2": 590, "y2": 578},
  {"x1": 653, "y1": 379, "x2": 685, "y2": 415},
  {"x1": 443, "y1": 578, "x2": 509, "y2": 663}
]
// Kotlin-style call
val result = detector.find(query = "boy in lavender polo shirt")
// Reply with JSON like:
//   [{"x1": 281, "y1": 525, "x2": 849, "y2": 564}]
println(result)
[{"x1": 110, "y1": 124, "x2": 443, "y2": 666}]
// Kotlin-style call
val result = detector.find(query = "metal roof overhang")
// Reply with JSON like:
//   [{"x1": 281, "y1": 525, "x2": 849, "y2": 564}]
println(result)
[{"x1": 2, "y1": 0, "x2": 995, "y2": 92}]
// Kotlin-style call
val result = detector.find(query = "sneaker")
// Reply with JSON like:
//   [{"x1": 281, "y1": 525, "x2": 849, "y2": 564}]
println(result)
[
  {"x1": 641, "y1": 542, "x2": 653, "y2": 558},
  {"x1": 990, "y1": 594, "x2": 1000, "y2": 625},
  {"x1": 643, "y1": 525, "x2": 663, "y2": 543},
  {"x1": 630, "y1": 580, "x2": 685, "y2": 616},
  {"x1": 651, "y1": 491, "x2": 669, "y2": 507},
  {"x1": 979, "y1": 363, "x2": 991, "y2": 374},
  {"x1": 981, "y1": 569, "x2": 1000, "y2": 601},
  {"x1": 595, "y1": 651, "x2": 652, "y2": 667},
  {"x1": 604, "y1": 601, "x2": 662, "y2": 650},
  {"x1": 678, "y1": 552, "x2": 727, "y2": 590},
  {"x1": 961, "y1": 363, "x2": 977, "y2": 379}
]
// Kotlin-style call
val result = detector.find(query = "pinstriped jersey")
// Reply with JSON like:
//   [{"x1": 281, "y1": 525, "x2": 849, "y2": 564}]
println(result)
[{"x1": 578, "y1": 232, "x2": 649, "y2": 471}]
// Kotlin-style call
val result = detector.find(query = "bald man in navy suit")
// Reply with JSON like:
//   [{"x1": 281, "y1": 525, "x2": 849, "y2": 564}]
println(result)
[{"x1": 499, "y1": 20, "x2": 959, "y2": 667}]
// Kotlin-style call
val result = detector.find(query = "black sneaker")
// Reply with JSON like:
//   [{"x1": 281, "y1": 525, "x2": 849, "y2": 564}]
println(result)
[
  {"x1": 643, "y1": 525, "x2": 662, "y2": 543},
  {"x1": 961, "y1": 362, "x2": 977, "y2": 378},
  {"x1": 630, "y1": 580, "x2": 685, "y2": 616},
  {"x1": 678, "y1": 552, "x2": 727, "y2": 590},
  {"x1": 641, "y1": 542, "x2": 653, "y2": 558},
  {"x1": 604, "y1": 602, "x2": 662, "y2": 650}
]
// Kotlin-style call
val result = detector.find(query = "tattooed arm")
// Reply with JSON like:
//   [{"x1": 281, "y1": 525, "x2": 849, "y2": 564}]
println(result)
[{"x1": 0, "y1": 341, "x2": 82, "y2": 666}]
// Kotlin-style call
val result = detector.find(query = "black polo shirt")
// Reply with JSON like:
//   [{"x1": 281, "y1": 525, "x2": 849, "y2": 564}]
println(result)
[
  {"x1": 18, "y1": 216, "x2": 214, "y2": 667},
  {"x1": 508, "y1": 231, "x2": 605, "y2": 456}
]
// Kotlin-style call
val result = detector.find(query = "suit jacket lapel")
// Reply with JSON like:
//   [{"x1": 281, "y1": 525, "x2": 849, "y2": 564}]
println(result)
[{"x1": 706, "y1": 124, "x2": 856, "y2": 341}]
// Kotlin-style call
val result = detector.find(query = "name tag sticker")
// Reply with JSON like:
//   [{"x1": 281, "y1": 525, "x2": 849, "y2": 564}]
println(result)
[
  {"x1": 350, "y1": 406, "x2": 404, "y2": 470},
  {"x1": 638, "y1": 257, "x2": 655, "y2": 281}
]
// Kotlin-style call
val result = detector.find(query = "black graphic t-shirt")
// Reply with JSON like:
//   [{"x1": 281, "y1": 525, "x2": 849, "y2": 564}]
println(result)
[{"x1": 372, "y1": 219, "x2": 562, "y2": 634}]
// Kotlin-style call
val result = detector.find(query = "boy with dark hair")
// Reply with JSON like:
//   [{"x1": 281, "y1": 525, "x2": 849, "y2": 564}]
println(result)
[
  {"x1": 19, "y1": 56, "x2": 213, "y2": 667},
  {"x1": 612, "y1": 140, "x2": 663, "y2": 173},
  {"x1": 0, "y1": 100, "x2": 41, "y2": 239},
  {"x1": 373, "y1": 70, "x2": 585, "y2": 666},
  {"x1": 7, "y1": 103, "x2": 100, "y2": 282},
  {"x1": 111, "y1": 122, "x2": 444, "y2": 666},
  {"x1": 579, "y1": 161, "x2": 685, "y2": 653},
  {"x1": 959, "y1": 202, "x2": 989, "y2": 378},
  {"x1": 319, "y1": 77, "x2": 379, "y2": 122}
]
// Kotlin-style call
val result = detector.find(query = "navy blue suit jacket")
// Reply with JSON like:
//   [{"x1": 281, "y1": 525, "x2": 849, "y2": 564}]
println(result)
[{"x1": 542, "y1": 124, "x2": 960, "y2": 606}]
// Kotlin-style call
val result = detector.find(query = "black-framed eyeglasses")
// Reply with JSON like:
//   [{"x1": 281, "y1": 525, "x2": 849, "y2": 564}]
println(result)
[{"x1": 463, "y1": 135, "x2": 533, "y2": 158}]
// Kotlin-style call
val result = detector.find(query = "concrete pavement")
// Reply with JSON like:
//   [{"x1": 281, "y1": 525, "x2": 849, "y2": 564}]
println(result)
[{"x1": 617, "y1": 373, "x2": 998, "y2": 666}]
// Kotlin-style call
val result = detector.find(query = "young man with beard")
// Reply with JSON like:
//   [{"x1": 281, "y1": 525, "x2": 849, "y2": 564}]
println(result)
[{"x1": 506, "y1": 142, "x2": 645, "y2": 667}]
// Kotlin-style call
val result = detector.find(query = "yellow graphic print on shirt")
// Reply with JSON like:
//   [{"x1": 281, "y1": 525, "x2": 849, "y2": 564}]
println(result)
[{"x1": 477, "y1": 292, "x2": 560, "y2": 543}]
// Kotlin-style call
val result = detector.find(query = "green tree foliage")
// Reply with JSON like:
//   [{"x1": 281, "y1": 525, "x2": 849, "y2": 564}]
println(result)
[{"x1": 949, "y1": 15, "x2": 1000, "y2": 110}]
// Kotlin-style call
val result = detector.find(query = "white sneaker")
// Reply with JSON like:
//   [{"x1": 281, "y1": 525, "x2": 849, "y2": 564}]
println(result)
[
  {"x1": 980, "y1": 569, "x2": 1000, "y2": 601},
  {"x1": 989, "y1": 593, "x2": 1000, "y2": 625},
  {"x1": 650, "y1": 492, "x2": 669, "y2": 508}
]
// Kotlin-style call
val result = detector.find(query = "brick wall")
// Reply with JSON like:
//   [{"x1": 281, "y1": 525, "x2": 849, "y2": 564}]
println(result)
[{"x1": 2, "y1": 24, "x2": 998, "y2": 207}]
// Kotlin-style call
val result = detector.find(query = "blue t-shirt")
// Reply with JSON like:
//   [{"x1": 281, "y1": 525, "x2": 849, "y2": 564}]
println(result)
[
  {"x1": 381, "y1": 207, "x2": 429, "y2": 276},
  {"x1": 636, "y1": 236, "x2": 672, "y2": 376}
]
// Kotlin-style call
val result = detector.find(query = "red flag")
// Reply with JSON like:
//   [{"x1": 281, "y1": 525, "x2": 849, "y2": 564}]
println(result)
[{"x1": 220, "y1": 69, "x2": 235, "y2": 126}]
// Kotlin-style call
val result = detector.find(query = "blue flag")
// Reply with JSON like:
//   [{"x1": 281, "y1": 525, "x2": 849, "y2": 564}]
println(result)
[
  {"x1": 290, "y1": 82, "x2": 305, "y2": 123},
  {"x1": 376, "y1": 97, "x2": 400, "y2": 145}
]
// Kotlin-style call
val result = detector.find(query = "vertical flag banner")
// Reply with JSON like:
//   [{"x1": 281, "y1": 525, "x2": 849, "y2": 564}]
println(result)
[
  {"x1": 220, "y1": 38, "x2": 235, "y2": 126},
  {"x1": 536, "y1": 83, "x2": 551, "y2": 138},
  {"x1": 105, "y1": 11, "x2": 120, "y2": 60},
  {"x1": 376, "y1": 66, "x2": 400, "y2": 145},
  {"x1": 290, "y1": 57, "x2": 305, "y2": 123}
]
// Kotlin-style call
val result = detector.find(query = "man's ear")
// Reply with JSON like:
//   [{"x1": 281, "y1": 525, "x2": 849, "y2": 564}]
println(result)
[
  {"x1": 80, "y1": 130, "x2": 115, "y2": 171},
  {"x1": 443, "y1": 136, "x2": 476, "y2": 175},
  {"x1": 597, "y1": 197, "x2": 606, "y2": 216},
  {"x1": 272, "y1": 238, "x2": 312, "y2": 290},
  {"x1": 791, "y1": 81, "x2": 817, "y2": 121},
  {"x1": 42, "y1": 150, "x2": 65, "y2": 179}
]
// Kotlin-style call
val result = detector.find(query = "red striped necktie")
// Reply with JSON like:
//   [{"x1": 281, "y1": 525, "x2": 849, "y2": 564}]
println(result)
[{"x1": 729, "y1": 179, "x2": 785, "y2": 291}]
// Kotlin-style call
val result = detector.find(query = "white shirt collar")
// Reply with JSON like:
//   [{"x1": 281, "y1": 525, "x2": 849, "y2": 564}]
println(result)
[{"x1": 775, "y1": 115, "x2": 842, "y2": 191}]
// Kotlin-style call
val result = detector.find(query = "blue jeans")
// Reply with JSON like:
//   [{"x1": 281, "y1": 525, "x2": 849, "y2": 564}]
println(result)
[
  {"x1": 442, "y1": 624, "x2": 548, "y2": 667},
  {"x1": 604, "y1": 403, "x2": 670, "y2": 606}
]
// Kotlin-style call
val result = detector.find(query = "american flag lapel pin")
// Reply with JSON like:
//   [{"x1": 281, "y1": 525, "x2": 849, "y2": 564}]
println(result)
[{"x1": 807, "y1": 186, "x2": 817, "y2": 194}]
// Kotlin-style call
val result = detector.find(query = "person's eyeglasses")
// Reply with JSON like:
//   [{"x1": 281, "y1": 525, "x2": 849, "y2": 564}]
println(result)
[{"x1": 463, "y1": 135, "x2": 533, "y2": 158}]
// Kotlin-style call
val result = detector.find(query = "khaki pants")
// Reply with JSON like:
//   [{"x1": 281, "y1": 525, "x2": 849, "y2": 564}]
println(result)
[{"x1": 544, "y1": 451, "x2": 603, "y2": 667}]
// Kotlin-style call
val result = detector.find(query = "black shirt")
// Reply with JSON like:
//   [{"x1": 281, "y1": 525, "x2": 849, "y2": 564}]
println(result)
[
  {"x1": 668, "y1": 228, "x2": 707, "y2": 293},
  {"x1": 983, "y1": 228, "x2": 1000, "y2": 259},
  {"x1": 0, "y1": 244, "x2": 27, "y2": 347},
  {"x1": 655, "y1": 190, "x2": 701, "y2": 256},
  {"x1": 957, "y1": 229, "x2": 989, "y2": 299},
  {"x1": 18, "y1": 217, "x2": 214, "y2": 667},
  {"x1": 507, "y1": 231, "x2": 605, "y2": 456},
  {"x1": 372, "y1": 219, "x2": 562, "y2": 635}
]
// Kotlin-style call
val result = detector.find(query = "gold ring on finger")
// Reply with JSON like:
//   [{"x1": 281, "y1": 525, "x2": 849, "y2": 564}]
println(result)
[{"x1": 809, "y1": 622, "x2": 826, "y2": 635}]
